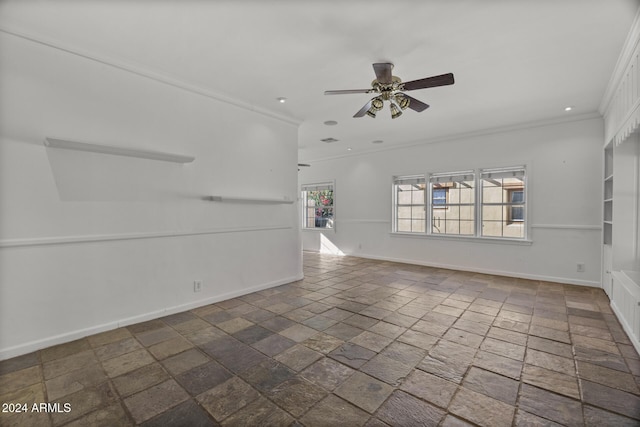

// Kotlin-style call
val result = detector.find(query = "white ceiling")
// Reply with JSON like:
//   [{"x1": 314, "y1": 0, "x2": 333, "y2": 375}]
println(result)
[{"x1": 1, "y1": 0, "x2": 638, "y2": 162}]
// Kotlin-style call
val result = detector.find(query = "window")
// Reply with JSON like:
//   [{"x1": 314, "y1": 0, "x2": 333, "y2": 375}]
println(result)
[
  {"x1": 392, "y1": 166, "x2": 527, "y2": 240},
  {"x1": 480, "y1": 167, "x2": 526, "y2": 238},
  {"x1": 301, "y1": 182, "x2": 334, "y2": 229},
  {"x1": 429, "y1": 171, "x2": 475, "y2": 236},
  {"x1": 393, "y1": 176, "x2": 426, "y2": 233}
]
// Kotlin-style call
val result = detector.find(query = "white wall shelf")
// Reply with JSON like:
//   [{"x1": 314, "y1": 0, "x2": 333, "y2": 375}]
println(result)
[
  {"x1": 44, "y1": 138, "x2": 195, "y2": 164},
  {"x1": 206, "y1": 195, "x2": 294, "y2": 204}
]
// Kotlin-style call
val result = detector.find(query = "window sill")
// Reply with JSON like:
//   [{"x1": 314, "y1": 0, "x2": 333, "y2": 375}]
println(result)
[
  {"x1": 302, "y1": 227, "x2": 335, "y2": 233},
  {"x1": 390, "y1": 232, "x2": 532, "y2": 245}
]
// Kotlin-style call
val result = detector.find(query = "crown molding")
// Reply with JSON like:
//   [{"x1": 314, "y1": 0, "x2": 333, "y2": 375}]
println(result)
[
  {"x1": 0, "y1": 26, "x2": 301, "y2": 127},
  {"x1": 599, "y1": 6, "x2": 640, "y2": 115},
  {"x1": 300, "y1": 111, "x2": 602, "y2": 164}
]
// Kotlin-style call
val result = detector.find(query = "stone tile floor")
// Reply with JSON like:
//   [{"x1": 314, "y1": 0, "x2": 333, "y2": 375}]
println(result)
[{"x1": 1, "y1": 252, "x2": 640, "y2": 426}]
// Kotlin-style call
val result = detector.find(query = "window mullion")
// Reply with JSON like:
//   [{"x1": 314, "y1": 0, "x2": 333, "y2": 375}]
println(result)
[
  {"x1": 425, "y1": 182, "x2": 430, "y2": 235},
  {"x1": 475, "y1": 169, "x2": 482, "y2": 237}
]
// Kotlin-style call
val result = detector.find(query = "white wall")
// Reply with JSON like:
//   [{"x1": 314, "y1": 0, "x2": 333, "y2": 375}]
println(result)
[
  {"x1": 637, "y1": 135, "x2": 640, "y2": 271},
  {"x1": 0, "y1": 33, "x2": 301, "y2": 359},
  {"x1": 301, "y1": 117, "x2": 604, "y2": 287}
]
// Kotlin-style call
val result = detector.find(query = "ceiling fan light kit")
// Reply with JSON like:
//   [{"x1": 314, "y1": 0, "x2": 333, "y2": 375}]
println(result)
[
  {"x1": 325, "y1": 63, "x2": 454, "y2": 119},
  {"x1": 390, "y1": 102, "x2": 402, "y2": 119}
]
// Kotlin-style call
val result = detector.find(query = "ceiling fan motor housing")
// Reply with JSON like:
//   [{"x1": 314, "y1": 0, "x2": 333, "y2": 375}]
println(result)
[{"x1": 372, "y1": 76, "x2": 402, "y2": 100}]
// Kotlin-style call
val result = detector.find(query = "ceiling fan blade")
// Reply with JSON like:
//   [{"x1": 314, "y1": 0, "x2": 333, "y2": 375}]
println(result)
[
  {"x1": 402, "y1": 73, "x2": 455, "y2": 91},
  {"x1": 373, "y1": 63, "x2": 394, "y2": 84},
  {"x1": 353, "y1": 100, "x2": 373, "y2": 118},
  {"x1": 325, "y1": 89, "x2": 372, "y2": 95},
  {"x1": 403, "y1": 94, "x2": 430, "y2": 112}
]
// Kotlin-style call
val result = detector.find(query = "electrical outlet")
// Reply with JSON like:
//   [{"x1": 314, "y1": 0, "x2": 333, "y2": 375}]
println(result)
[
  {"x1": 194, "y1": 280, "x2": 202, "y2": 292},
  {"x1": 576, "y1": 263, "x2": 585, "y2": 273}
]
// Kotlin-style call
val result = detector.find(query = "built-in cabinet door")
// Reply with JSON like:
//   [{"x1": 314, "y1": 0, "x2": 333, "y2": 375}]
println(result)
[
  {"x1": 602, "y1": 244, "x2": 613, "y2": 297},
  {"x1": 611, "y1": 271, "x2": 640, "y2": 352}
]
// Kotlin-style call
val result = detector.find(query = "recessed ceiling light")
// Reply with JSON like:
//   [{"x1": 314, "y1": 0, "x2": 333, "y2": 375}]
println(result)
[
  {"x1": 347, "y1": 147, "x2": 352, "y2": 151},
  {"x1": 564, "y1": 106, "x2": 573, "y2": 112},
  {"x1": 372, "y1": 140, "x2": 384, "y2": 144},
  {"x1": 324, "y1": 120, "x2": 338, "y2": 126},
  {"x1": 277, "y1": 97, "x2": 287, "y2": 103},
  {"x1": 321, "y1": 137, "x2": 338, "y2": 143}
]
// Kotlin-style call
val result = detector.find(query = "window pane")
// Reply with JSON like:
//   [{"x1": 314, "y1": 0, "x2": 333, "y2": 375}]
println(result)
[
  {"x1": 429, "y1": 176, "x2": 475, "y2": 235},
  {"x1": 480, "y1": 168, "x2": 526, "y2": 238},
  {"x1": 505, "y1": 222, "x2": 524, "y2": 238},
  {"x1": 394, "y1": 177, "x2": 425, "y2": 233},
  {"x1": 302, "y1": 185, "x2": 334, "y2": 229},
  {"x1": 411, "y1": 206, "x2": 425, "y2": 219},
  {"x1": 459, "y1": 220, "x2": 475, "y2": 235},
  {"x1": 397, "y1": 206, "x2": 412, "y2": 219},
  {"x1": 411, "y1": 220, "x2": 425, "y2": 233},
  {"x1": 482, "y1": 205, "x2": 503, "y2": 220},
  {"x1": 316, "y1": 206, "x2": 333, "y2": 228},
  {"x1": 432, "y1": 219, "x2": 444, "y2": 234},
  {"x1": 398, "y1": 189, "x2": 413, "y2": 204},
  {"x1": 412, "y1": 188, "x2": 425, "y2": 204},
  {"x1": 458, "y1": 187, "x2": 475, "y2": 204},
  {"x1": 397, "y1": 219, "x2": 412, "y2": 232},
  {"x1": 483, "y1": 184, "x2": 502, "y2": 203},
  {"x1": 482, "y1": 219, "x2": 503, "y2": 237}
]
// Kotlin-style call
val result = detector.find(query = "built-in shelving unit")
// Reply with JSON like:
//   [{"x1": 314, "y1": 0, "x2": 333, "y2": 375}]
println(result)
[
  {"x1": 44, "y1": 138, "x2": 195, "y2": 163},
  {"x1": 605, "y1": 132, "x2": 640, "y2": 353},
  {"x1": 603, "y1": 142, "x2": 614, "y2": 245},
  {"x1": 600, "y1": 8, "x2": 640, "y2": 354},
  {"x1": 602, "y1": 141, "x2": 614, "y2": 298}
]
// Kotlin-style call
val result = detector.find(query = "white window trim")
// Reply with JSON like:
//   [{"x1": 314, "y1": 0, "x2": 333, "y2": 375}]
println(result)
[
  {"x1": 478, "y1": 166, "x2": 527, "y2": 239},
  {"x1": 390, "y1": 231, "x2": 533, "y2": 245},
  {"x1": 429, "y1": 170, "x2": 476, "y2": 238},
  {"x1": 391, "y1": 166, "x2": 530, "y2": 242},
  {"x1": 301, "y1": 180, "x2": 336, "y2": 232},
  {"x1": 391, "y1": 174, "x2": 426, "y2": 234}
]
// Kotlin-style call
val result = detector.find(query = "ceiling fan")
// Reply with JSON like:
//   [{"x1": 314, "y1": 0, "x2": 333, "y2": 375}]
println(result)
[{"x1": 325, "y1": 63, "x2": 454, "y2": 119}]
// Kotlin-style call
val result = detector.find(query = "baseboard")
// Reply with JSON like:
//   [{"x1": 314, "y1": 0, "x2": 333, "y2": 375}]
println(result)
[
  {"x1": 0, "y1": 273, "x2": 303, "y2": 361},
  {"x1": 0, "y1": 321, "x2": 121, "y2": 362},
  {"x1": 306, "y1": 248, "x2": 601, "y2": 288},
  {"x1": 610, "y1": 301, "x2": 640, "y2": 355}
]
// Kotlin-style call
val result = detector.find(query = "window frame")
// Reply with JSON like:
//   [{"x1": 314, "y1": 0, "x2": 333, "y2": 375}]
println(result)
[
  {"x1": 301, "y1": 181, "x2": 335, "y2": 231},
  {"x1": 391, "y1": 166, "x2": 529, "y2": 242},
  {"x1": 392, "y1": 175, "x2": 426, "y2": 234},
  {"x1": 479, "y1": 167, "x2": 527, "y2": 239},
  {"x1": 428, "y1": 170, "x2": 476, "y2": 237}
]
